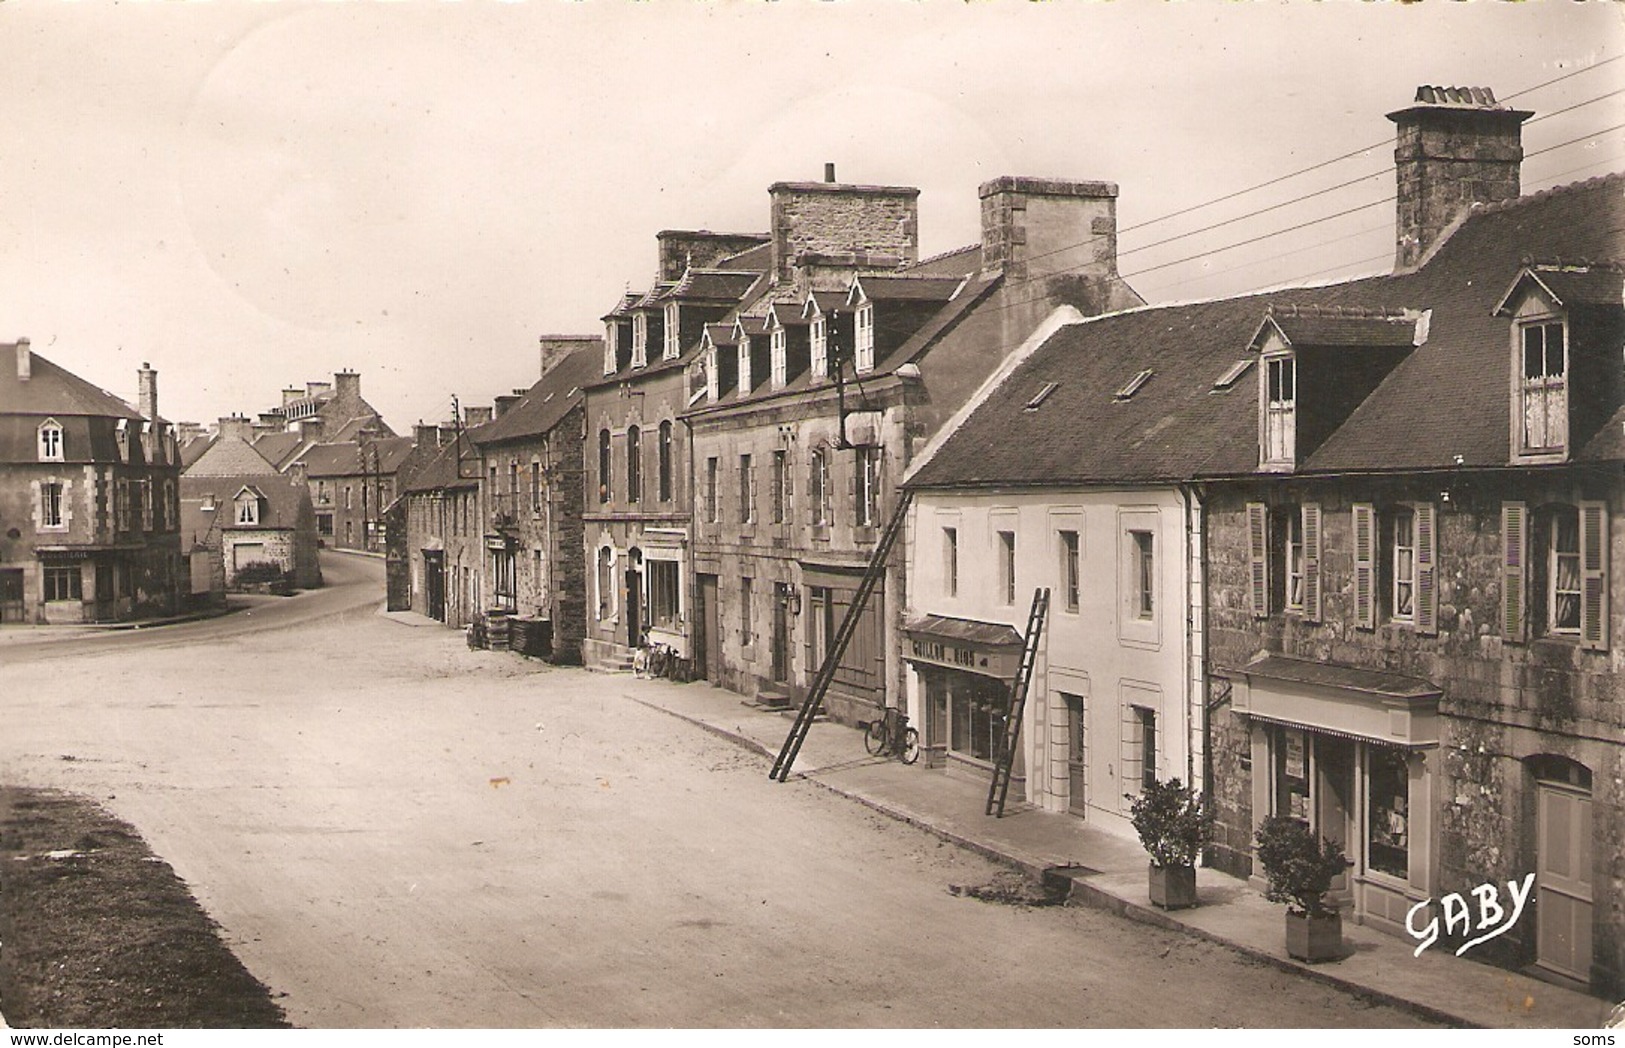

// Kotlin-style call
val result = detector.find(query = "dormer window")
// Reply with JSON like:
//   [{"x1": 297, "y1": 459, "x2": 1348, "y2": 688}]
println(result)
[
  {"x1": 705, "y1": 347, "x2": 720, "y2": 403},
  {"x1": 235, "y1": 490, "x2": 261, "y2": 526},
  {"x1": 631, "y1": 314, "x2": 648, "y2": 369},
  {"x1": 737, "y1": 340, "x2": 752, "y2": 396},
  {"x1": 770, "y1": 328, "x2": 787, "y2": 389},
  {"x1": 1519, "y1": 320, "x2": 1567, "y2": 454},
  {"x1": 664, "y1": 302, "x2": 681, "y2": 360},
  {"x1": 603, "y1": 325, "x2": 618, "y2": 376},
  {"x1": 1262, "y1": 354, "x2": 1295, "y2": 467},
  {"x1": 854, "y1": 303, "x2": 875, "y2": 373},
  {"x1": 810, "y1": 315, "x2": 828, "y2": 379},
  {"x1": 116, "y1": 418, "x2": 130, "y2": 461},
  {"x1": 38, "y1": 419, "x2": 63, "y2": 461}
]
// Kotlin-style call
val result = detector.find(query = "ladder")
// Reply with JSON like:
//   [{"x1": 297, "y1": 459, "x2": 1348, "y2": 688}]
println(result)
[
  {"x1": 985, "y1": 587, "x2": 1050, "y2": 818},
  {"x1": 770, "y1": 488, "x2": 914, "y2": 782}
]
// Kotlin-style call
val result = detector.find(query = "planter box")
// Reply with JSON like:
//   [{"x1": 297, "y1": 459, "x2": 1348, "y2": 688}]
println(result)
[
  {"x1": 1148, "y1": 864, "x2": 1198, "y2": 910},
  {"x1": 1285, "y1": 910, "x2": 1343, "y2": 963}
]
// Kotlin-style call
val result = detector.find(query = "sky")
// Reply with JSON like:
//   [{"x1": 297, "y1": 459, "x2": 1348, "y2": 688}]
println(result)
[{"x1": 2, "y1": 0, "x2": 1621, "y2": 434}]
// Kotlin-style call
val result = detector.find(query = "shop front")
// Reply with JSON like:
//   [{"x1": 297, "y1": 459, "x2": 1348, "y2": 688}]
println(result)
[
  {"x1": 1227, "y1": 653, "x2": 1440, "y2": 936},
  {"x1": 902, "y1": 614, "x2": 1024, "y2": 785}
]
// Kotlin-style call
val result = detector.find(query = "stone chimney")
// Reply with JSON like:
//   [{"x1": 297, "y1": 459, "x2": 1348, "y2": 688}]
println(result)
[
  {"x1": 298, "y1": 416, "x2": 326, "y2": 440},
  {"x1": 217, "y1": 414, "x2": 253, "y2": 442},
  {"x1": 15, "y1": 337, "x2": 31, "y2": 381},
  {"x1": 306, "y1": 380, "x2": 332, "y2": 399},
  {"x1": 768, "y1": 174, "x2": 920, "y2": 285},
  {"x1": 539, "y1": 334, "x2": 603, "y2": 379},
  {"x1": 1389, "y1": 86, "x2": 1530, "y2": 270},
  {"x1": 137, "y1": 362, "x2": 158, "y2": 419},
  {"x1": 333, "y1": 370, "x2": 361, "y2": 402},
  {"x1": 494, "y1": 393, "x2": 523, "y2": 419},
  {"x1": 413, "y1": 421, "x2": 442, "y2": 449},
  {"x1": 464, "y1": 405, "x2": 494, "y2": 427},
  {"x1": 251, "y1": 420, "x2": 280, "y2": 439},
  {"x1": 655, "y1": 231, "x2": 773, "y2": 283},
  {"x1": 282, "y1": 387, "x2": 304, "y2": 408}
]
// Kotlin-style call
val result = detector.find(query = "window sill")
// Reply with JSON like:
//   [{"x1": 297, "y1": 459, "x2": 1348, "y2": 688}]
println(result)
[{"x1": 853, "y1": 526, "x2": 877, "y2": 545}]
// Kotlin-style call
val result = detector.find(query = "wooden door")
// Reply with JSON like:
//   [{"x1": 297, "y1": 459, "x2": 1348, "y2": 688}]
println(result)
[
  {"x1": 699, "y1": 574, "x2": 720, "y2": 682},
  {"x1": 1536, "y1": 782, "x2": 1593, "y2": 982},
  {"x1": 1062, "y1": 693, "x2": 1087, "y2": 817},
  {"x1": 425, "y1": 555, "x2": 445, "y2": 621}
]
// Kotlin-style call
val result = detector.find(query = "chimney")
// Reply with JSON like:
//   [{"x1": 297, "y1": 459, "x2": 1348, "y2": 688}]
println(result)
[
  {"x1": 413, "y1": 421, "x2": 442, "y2": 449},
  {"x1": 768, "y1": 174, "x2": 920, "y2": 284},
  {"x1": 251, "y1": 420, "x2": 280, "y2": 439},
  {"x1": 494, "y1": 394, "x2": 523, "y2": 419},
  {"x1": 15, "y1": 337, "x2": 31, "y2": 381},
  {"x1": 1389, "y1": 86, "x2": 1530, "y2": 270},
  {"x1": 216, "y1": 414, "x2": 253, "y2": 442},
  {"x1": 464, "y1": 405, "x2": 493, "y2": 427},
  {"x1": 137, "y1": 362, "x2": 158, "y2": 419},
  {"x1": 539, "y1": 334, "x2": 603, "y2": 378},
  {"x1": 333, "y1": 370, "x2": 361, "y2": 402},
  {"x1": 282, "y1": 387, "x2": 304, "y2": 408},
  {"x1": 306, "y1": 380, "x2": 332, "y2": 399},
  {"x1": 655, "y1": 231, "x2": 773, "y2": 282},
  {"x1": 298, "y1": 416, "x2": 326, "y2": 440},
  {"x1": 824, "y1": 162, "x2": 837, "y2": 184},
  {"x1": 439, "y1": 424, "x2": 460, "y2": 446}
]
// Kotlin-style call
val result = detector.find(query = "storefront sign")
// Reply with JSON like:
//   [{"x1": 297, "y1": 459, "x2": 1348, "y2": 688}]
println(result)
[{"x1": 906, "y1": 636, "x2": 1017, "y2": 680}]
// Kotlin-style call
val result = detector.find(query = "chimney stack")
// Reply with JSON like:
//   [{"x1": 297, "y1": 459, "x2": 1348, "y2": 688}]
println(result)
[
  {"x1": 464, "y1": 405, "x2": 493, "y2": 427},
  {"x1": 824, "y1": 162, "x2": 836, "y2": 184},
  {"x1": 15, "y1": 337, "x2": 31, "y2": 381},
  {"x1": 654, "y1": 232, "x2": 773, "y2": 282},
  {"x1": 306, "y1": 380, "x2": 332, "y2": 399},
  {"x1": 333, "y1": 370, "x2": 361, "y2": 402},
  {"x1": 494, "y1": 394, "x2": 523, "y2": 419},
  {"x1": 538, "y1": 334, "x2": 604, "y2": 378},
  {"x1": 216, "y1": 414, "x2": 253, "y2": 442},
  {"x1": 137, "y1": 362, "x2": 158, "y2": 419},
  {"x1": 413, "y1": 421, "x2": 442, "y2": 449},
  {"x1": 768, "y1": 175, "x2": 920, "y2": 285},
  {"x1": 1389, "y1": 86, "x2": 1530, "y2": 270},
  {"x1": 282, "y1": 387, "x2": 304, "y2": 408}
]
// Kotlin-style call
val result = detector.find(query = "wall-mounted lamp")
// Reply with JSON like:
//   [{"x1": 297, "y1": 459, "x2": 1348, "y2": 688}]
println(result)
[{"x1": 784, "y1": 588, "x2": 802, "y2": 616}]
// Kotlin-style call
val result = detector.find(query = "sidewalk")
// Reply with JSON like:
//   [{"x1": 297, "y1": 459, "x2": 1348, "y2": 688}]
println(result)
[
  {"x1": 617, "y1": 672, "x2": 1614, "y2": 1030},
  {"x1": 0, "y1": 602, "x2": 237, "y2": 646}
]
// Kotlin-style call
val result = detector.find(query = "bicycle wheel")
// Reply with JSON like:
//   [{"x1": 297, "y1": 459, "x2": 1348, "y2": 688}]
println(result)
[
  {"x1": 901, "y1": 727, "x2": 921, "y2": 765},
  {"x1": 863, "y1": 718, "x2": 887, "y2": 756}
]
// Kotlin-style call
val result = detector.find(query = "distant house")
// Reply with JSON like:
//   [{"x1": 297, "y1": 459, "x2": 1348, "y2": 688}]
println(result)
[
  {"x1": 0, "y1": 347, "x2": 184, "y2": 624},
  {"x1": 293, "y1": 436, "x2": 415, "y2": 552},
  {"x1": 180, "y1": 425, "x2": 322, "y2": 595},
  {"x1": 395, "y1": 419, "x2": 486, "y2": 628}
]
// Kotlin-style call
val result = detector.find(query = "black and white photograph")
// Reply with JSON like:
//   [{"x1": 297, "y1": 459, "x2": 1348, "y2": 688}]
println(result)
[{"x1": 0, "y1": 0, "x2": 1622, "y2": 1034}]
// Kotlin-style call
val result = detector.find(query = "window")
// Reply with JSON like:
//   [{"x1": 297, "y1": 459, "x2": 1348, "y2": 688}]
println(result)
[
  {"x1": 771, "y1": 450, "x2": 787, "y2": 524},
  {"x1": 1059, "y1": 530, "x2": 1080, "y2": 612},
  {"x1": 649, "y1": 559, "x2": 680, "y2": 629},
  {"x1": 740, "y1": 577, "x2": 753, "y2": 646},
  {"x1": 997, "y1": 531, "x2": 1016, "y2": 605},
  {"x1": 1132, "y1": 530, "x2": 1154, "y2": 619},
  {"x1": 738, "y1": 454, "x2": 754, "y2": 524},
  {"x1": 855, "y1": 446, "x2": 881, "y2": 527},
  {"x1": 139, "y1": 479, "x2": 153, "y2": 531},
  {"x1": 598, "y1": 429, "x2": 612, "y2": 504},
  {"x1": 950, "y1": 675, "x2": 1006, "y2": 763},
  {"x1": 531, "y1": 461, "x2": 542, "y2": 513},
  {"x1": 1264, "y1": 355, "x2": 1295, "y2": 466},
  {"x1": 664, "y1": 302, "x2": 681, "y2": 360},
  {"x1": 1392, "y1": 507, "x2": 1416, "y2": 622},
  {"x1": 317, "y1": 480, "x2": 331, "y2": 506},
  {"x1": 737, "y1": 341, "x2": 752, "y2": 395},
  {"x1": 705, "y1": 457, "x2": 719, "y2": 523},
  {"x1": 658, "y1": 421, "x2": 673, "y2": 502},
  {"x1": 596, "y1": 547, "x2": 614, "y2": 620},
  {"x1": 40, "y1": 482, "x2": 64, "y2": 528},
  {"x1": 345, "y1": 486, "x2": 353, "y2": 511},
  {"x1": 854, "y1": 303, "x2": 875, "y2": 373},
  {"x1": 1131, "y1": 706, "x2": 1158, "y2": 793},
  {"x1": 1285, "y1": 510, "x2": 1304, "y2": 612},
  {"x1": 43, "y1": 563, "x2": 81, "y2": 602},
  {"x1": 632, "y1": 313, "x2": 648, "y2": 368},
  {"x1": 1550, "y1": 506, "x2": 1581, "y2": 634},
  {"x1": 944, "y1": 527, "x2": 959, "y2": 597},
  {"x1": 1367, "y1": 746, "x2": 1409, "y2": 880},
  {"x1": 38, "y1": 419, "x2": 63, "y2": 462},
  {"x1": 771, "y1": 328, "x2": 787, "y2": 388},
  {"x1": 810, "y1": 449, "x2": 830, "y2": 526},
  {"x1": 236, "y1": 492, "x2": 262, "y2": 525},
  {"x1": 808, "y1": 586, "x2": 833, "y2": 669},
  {"x1": 1520, "y1": 320, "x2": 1567, "y2": 453},
  {"x1": 345, "y1": 520, "x2": 354, "y2": 545},
  {"x1": 317, "y1": 513, "x2": 334, "y2": 537},
  {"x1": 811, "y1": 315, "x2": 828, "y2": 378},
  {"x1": 493, "y1": 549, "x2": 516, "y2": 608},
  {"x1": 626, "y1": 426, "x2": 641, "y2": 503},
  {"x1": 603, "y1": 329, "x2": 618, "y2": 376}
]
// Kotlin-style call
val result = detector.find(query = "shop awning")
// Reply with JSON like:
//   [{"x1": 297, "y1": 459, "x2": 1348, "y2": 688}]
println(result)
[
  {"x1": 902, "y1": 614, "x2": 1023, "y2": 680},
  {"x1": 1222, "y1": 652, "x2": 1441, "y2": 747}
]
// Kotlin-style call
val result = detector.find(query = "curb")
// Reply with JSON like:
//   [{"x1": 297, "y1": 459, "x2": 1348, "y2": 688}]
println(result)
[{"x1": 631, "y1": 692, "x2": 1481, "y2": 1030}]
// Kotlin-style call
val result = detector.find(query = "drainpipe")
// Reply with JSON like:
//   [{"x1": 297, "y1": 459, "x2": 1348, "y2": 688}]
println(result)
[{"x1": 1180, "y1": 482, "x2": 1206, "y2": 797}]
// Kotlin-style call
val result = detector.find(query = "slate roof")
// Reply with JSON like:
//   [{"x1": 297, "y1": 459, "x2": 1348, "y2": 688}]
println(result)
[
  {"x1": 0, "y1": 347, "x2": 145, "y2": 420},
  {"x1": 716, "y1": 241, "x2": 773, "y2": 272},
  {"x1": 251, "y1": 431, "x2": 307, "y2": 469},
  {"x1": 1257, "y1": 306, "x2": 1423, "y2": 350},
  {"x1": 1233, "y1": 652, "x2": 1441, "y2": 699},
  {"x1": 472, "y1": 342, "x2": 602, "y2": 446},
  {"x1": 298, "y1": 442, "x2": 363, "y2": 477},
  {"x1": 401, "y1": 432, "x2": 482, "y2": 494},
  {"x1": 180, "y1": 471, "x2": 312, "y2": 539},
  {"x1": 1494, "y1": 262, "x2": 1625, "y2": 313},
  {"x1": 909, "y1": 173, "x2": 1625, "y2": 488},
  {"x1": 902, "y1": 243, "x2": 982, "y2": 278},
  {"x1": 852, "y1": 274, "x2": 965, "y2": 303},
  {"x1": 666, "y1": 269, "x2": 762, "y2": 303},
  {"x1": 183, "y1": 436, "x2": 279, "y2": 477}
]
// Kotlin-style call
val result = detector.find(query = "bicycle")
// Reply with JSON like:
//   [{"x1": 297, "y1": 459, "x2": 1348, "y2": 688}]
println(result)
[{"x1": 864, "y1": 706, "x2": 920, "y2": 765}]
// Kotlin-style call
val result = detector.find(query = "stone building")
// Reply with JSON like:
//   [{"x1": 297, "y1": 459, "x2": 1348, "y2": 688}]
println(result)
[
  {"x1": 580, "y1": 230, "x2": 772, "y2": 670},
  {"x1": 179, "y1": 428, "x2": 322, "y2": 595},
  {"x1": 683, "y1": 173, "x2": 1142, "y2": 727},
  {"x1": 295, "y1": 435, "x2": 415, "y2": 552},
  {"x1": 907, "y1": 86, "x2": 1623, "y2": 996},
  {"x1": 0, "y1": 346, "x2": 184, "y2": 624},
  {"x1": 467, "y1": 336, "x2": 602, "y2": 663},
  {"x1": 396, "y1": 418, "x2": 487, "y2": 629}
]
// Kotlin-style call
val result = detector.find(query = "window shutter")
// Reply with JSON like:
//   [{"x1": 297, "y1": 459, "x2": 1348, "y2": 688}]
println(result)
[
  {"x1": 1302, "y1": 503, "x2": 1322, "y2": 623},
  {"x1": 1353, "y1": 503, "x2": 1375, "y2": 630},
  {"x1": 1247, "y1": 502, "x2": 1269, "y2": 618},
  {"x1": 1501, "y1": 502, "x2": 1527, "y2": 642},
  {"x1": 1415, "y1": 502, "x2": 1438, "y2": 635},
  {"x1": 1579, "y1": 500, "x2": 1609, "y2": 651}
]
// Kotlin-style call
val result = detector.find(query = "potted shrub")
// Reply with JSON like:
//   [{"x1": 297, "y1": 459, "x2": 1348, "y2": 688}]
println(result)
[
  {"x1": 1128, "y1": 777, "x2": 1215, "y2": 910},
  {"x1": 1253, "y1": 814, "x2": 1351, "y2": 963}
]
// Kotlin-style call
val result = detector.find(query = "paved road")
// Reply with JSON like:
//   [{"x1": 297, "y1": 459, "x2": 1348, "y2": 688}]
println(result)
[{"x1": 0, "y1": 554, "x2": 1435, "y2": 1027}]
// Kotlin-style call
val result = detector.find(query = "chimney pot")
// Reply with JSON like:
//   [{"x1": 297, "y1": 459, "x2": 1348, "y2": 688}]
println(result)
[
  {"x1": 15, "y1": 337, "x2": 31, "y2": 381},
  {"x1": 824, "y1": 162, "x2": 836, "y2": 184}
]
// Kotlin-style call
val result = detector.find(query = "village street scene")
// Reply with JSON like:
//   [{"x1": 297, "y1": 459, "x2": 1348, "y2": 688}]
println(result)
[{"x1": 1, "y1": 0, "x2": 1622, "y2": 1032}]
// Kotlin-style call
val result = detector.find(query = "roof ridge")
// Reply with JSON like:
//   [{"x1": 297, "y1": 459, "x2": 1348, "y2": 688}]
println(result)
[
  {"x1": 909, "y1": 243, "x2": 979, "y2": 269},
  {"x1": 1476, "y1": 170, "x2": 1625, "y2": 218},
  {"x1": 1267, "y1": 303, "x2": 1415, "y2": 320},
  {"x1": 1521, "y1": 256, "x2": 1625, "y2": 272}
]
